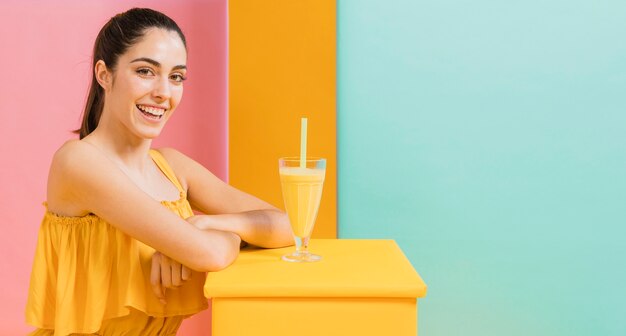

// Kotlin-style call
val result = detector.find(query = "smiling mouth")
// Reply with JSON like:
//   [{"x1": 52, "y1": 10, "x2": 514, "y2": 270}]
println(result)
[{"x1": 137, "y1": 104, "x2": 166, "y2": 119}]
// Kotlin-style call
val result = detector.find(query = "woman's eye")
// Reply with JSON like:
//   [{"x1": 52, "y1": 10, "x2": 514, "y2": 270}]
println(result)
[
  {"x1": 170, "y1": 74, "x2": 187, "y2": 83},
  {"x1": 136, "y1": 68, "x2": 153, "y2": 76}
]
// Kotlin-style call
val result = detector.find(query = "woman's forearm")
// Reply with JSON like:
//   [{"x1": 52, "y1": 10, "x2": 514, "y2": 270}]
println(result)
[{"x1": 189, "y1": 210, "x2": 293, "y2": 248}]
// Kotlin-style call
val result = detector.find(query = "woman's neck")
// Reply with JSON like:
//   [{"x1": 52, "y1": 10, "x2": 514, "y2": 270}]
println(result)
[{"x1": 82, "y1": 126, "x2": 154, "y2": 173}]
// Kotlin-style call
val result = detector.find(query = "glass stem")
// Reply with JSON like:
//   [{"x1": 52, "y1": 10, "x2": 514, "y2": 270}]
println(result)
[{"x1": 294, "y1": 236, "x2": 310, "y2": 254}]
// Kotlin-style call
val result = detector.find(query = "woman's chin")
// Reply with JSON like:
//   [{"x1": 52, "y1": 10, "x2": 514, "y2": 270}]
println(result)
[
  {"x1": 135, "y1": 126, "x2": 165, "y2": 140},
  {"x1": 144, "y1": 131, "x2": 163, "y2": 140}
]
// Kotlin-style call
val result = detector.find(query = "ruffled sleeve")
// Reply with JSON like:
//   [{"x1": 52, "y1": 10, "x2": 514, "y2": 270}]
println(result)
[{"x1": 25, "y1": 200, "x2": 208, "y2": 335}]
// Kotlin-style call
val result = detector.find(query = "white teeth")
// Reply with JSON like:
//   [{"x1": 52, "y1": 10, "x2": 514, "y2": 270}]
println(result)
[{"x1": 137, "y1": 105, "x2": 165, "y2": 117}]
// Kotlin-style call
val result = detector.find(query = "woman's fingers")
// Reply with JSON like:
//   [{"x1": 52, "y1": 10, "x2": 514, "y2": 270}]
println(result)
[
  {"x1": 182, "y1": 264, "x2": 192, "y2": 281},
  {"x1": 160, "y1": 253, "x2": 173, "y2": 288},
  {"x1": 150, "y1": 252, "x2": 167, "y2": 304},
  {"x1": 161, "y1": 254, "x2": 189, "y2": 289},
  {"x1": 152, "y1": 252, "x2": 191, "y2": 304},
  {"x1": 171, "y1": 260, "x2": 182, "y2": 287}
]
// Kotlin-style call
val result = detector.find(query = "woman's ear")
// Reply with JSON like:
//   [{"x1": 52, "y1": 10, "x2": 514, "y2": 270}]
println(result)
[{"x1": 95, "y1": 60, "x2": 112, "y2": 90}]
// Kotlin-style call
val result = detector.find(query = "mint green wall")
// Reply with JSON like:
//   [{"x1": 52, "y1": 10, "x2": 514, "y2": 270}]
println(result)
[{"x1": 337, "y1": 1, "x2": 626, "y2": 335}]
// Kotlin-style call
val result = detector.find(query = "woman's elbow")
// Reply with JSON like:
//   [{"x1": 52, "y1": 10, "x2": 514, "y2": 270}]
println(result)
[
  {"x1": 205, "y1": 249, "x2": 238, "y2": 272},
  {"x1": 270, "y1": 213, "x2": 295, "y2": 248},
  {"x1": 192, "y1": 233, "x2": 241, "y2": 272}
]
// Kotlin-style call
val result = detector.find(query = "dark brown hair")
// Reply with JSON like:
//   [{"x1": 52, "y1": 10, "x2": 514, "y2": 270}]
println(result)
[{"x1": 77, "y1": 8, "x2": 187, "y2": 139}]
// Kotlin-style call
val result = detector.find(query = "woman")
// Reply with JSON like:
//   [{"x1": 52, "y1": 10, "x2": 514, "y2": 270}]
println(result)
[{"x1": 25, "y1": 8, "x2": 293, "y2": 335}]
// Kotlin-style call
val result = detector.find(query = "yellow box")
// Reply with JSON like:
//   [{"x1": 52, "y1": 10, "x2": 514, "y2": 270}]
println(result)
[{"x1": 204, "y1": 239, "x2": 427, "y2": 336}]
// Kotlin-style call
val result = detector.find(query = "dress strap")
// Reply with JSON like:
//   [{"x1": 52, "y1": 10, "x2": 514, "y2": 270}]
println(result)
[{"x1": 149, "y1": 149, "x2": 185, "y2": 194}]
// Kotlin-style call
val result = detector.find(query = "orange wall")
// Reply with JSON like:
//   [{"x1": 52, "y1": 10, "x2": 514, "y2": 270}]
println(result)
[{"x1": 228, "y1": 0, "x2": 337, "y2": 238}]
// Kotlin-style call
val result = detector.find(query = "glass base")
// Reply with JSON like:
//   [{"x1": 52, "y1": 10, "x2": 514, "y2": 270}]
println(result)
[{"x1": 282, "y1": 251, "x2": 322, "y2": 263}]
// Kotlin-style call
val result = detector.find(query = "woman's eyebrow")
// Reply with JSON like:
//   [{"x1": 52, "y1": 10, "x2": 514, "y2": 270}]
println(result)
[{"x1": 130, "y1": 57, "x2": 186, "y2": 70}]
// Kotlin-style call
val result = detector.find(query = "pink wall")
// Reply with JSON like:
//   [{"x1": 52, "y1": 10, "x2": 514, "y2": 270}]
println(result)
[{"x1": 0, "y1": 0, "x2": 227, "y2": 334}]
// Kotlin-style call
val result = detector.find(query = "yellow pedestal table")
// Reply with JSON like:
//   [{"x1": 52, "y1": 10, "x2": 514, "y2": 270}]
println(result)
[{"x1": 204, "y1": 239, "x2": 428, "y2": 336}]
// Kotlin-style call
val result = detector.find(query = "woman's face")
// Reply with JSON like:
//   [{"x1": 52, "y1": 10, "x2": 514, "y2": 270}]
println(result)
[{"x1": 103, "y1": 28, "x2": 187, "y2": 140}]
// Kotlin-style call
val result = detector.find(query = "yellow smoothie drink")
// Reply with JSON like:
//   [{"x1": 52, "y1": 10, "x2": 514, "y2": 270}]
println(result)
[{"x1": 279, "y1": 167, "x2": 326, "y2": 238}]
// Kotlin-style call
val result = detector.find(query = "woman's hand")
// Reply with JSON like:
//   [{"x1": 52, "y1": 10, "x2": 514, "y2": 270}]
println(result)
[
  {"x1": 150, "y1": 251, "x2": 192, "y2": 304},
  {"x1": 186, "y1": 215, "x2": 210, "y2": 230}
]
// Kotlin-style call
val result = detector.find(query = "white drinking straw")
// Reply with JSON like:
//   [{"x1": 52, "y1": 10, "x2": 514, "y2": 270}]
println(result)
[{"x1": 300, "y1": 118, "x2": 307, "y2": 168}]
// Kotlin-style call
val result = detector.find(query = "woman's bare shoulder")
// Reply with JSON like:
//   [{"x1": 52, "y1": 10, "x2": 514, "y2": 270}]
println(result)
[
  {"x1": 50, "y1": 140, "x2": 109, "y2": 176},
  {"x1": 154, "y1": 147, "x2": 190, "y2": 164},
  {"x1": 47, "y1": 140, "x2": 118, "y2": 215},
  {"x1": 154, "y1": 147, "x2": 198, "y2": 175}
]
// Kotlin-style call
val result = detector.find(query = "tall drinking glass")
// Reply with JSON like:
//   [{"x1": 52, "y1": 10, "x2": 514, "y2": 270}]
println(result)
[{"x1": 279, "y1": 157, "x2": 326, "y2": 262}]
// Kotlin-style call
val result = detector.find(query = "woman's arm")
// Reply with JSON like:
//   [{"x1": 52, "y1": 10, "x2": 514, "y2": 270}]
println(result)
[
  {"x1": 157, "y1": 148, "x2": 294, "y2": 248},
  {"x1": 47, "y1": 141, "x2": 240, "y2": 272}
]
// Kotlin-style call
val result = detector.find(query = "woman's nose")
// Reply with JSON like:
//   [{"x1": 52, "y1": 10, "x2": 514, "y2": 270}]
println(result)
[{"x1": 152, "y1": 76, "x2": 171, "y2": 100}]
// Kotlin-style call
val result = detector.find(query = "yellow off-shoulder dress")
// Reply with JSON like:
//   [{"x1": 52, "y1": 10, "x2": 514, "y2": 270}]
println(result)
[{"x1": 26, "y1": 150, "x2": 208, "y2": 336}]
